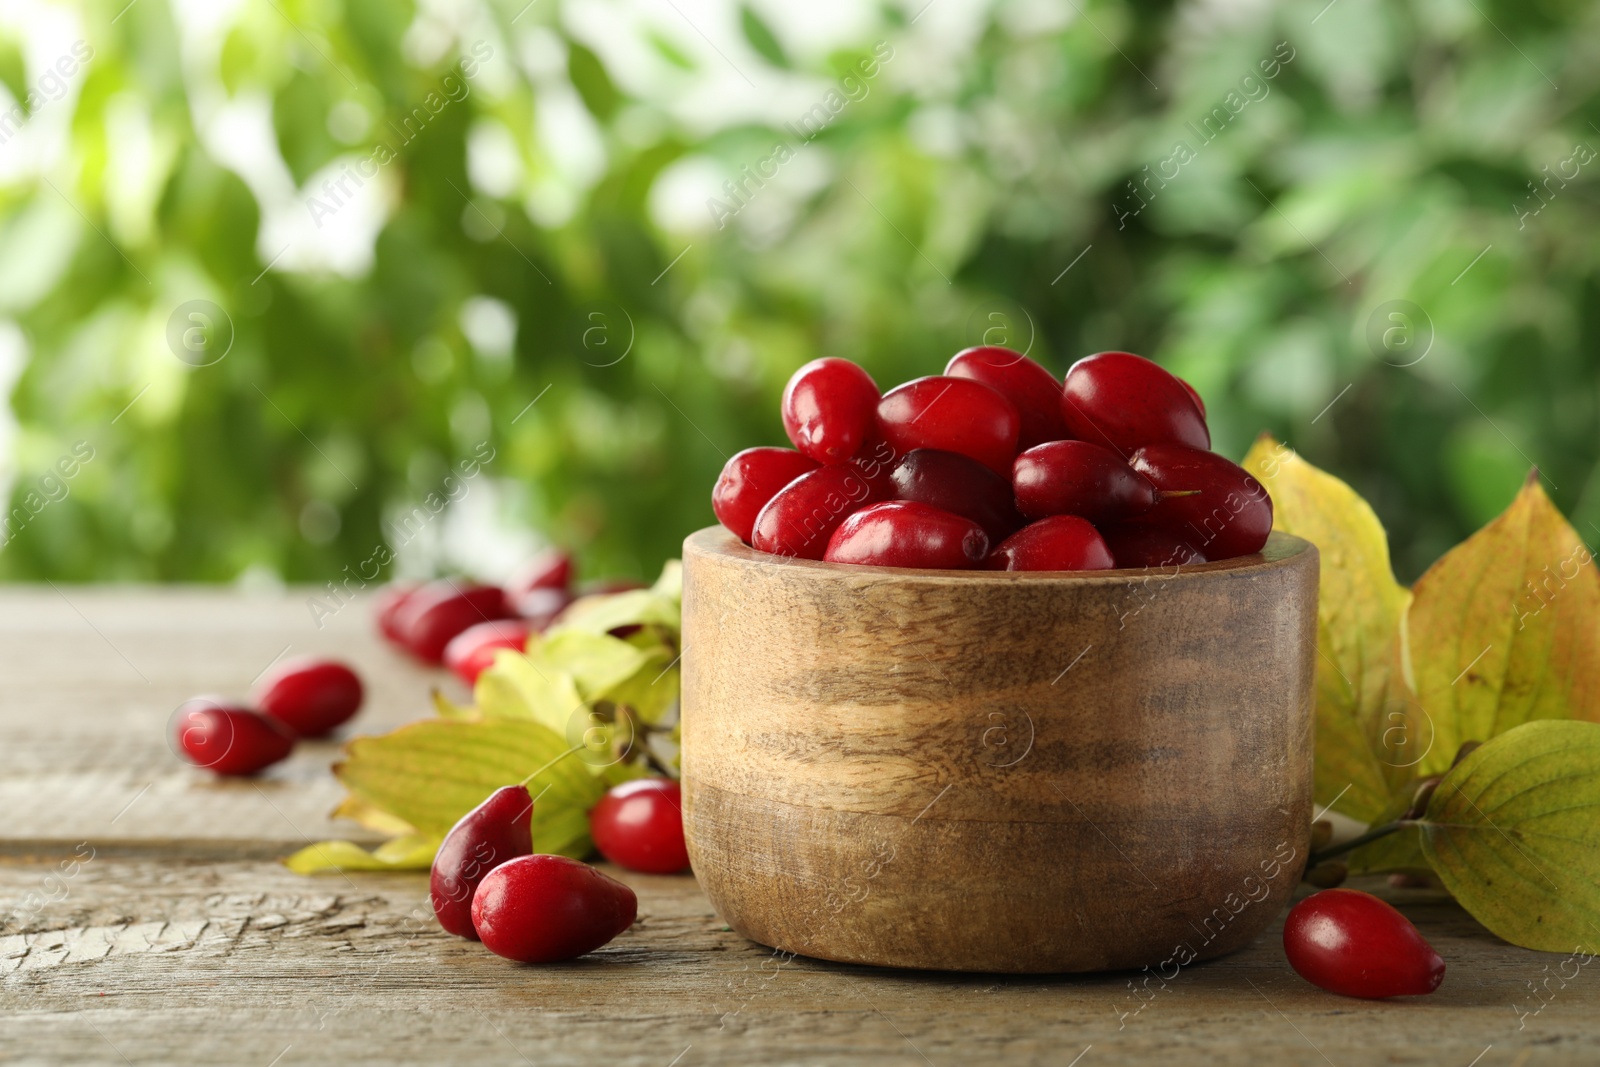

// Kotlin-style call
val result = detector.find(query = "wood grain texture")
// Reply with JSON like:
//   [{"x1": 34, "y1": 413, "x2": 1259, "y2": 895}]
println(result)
[
  {"x1": 1, "y1": 587, "x2": 1596, "y2": 1065},
  {"x1": 1, "y1": 855, "x2": 1594, "y2": 1066},
  {"x1": 681, "y1": 528, "x2": 1319, "y2": 972}
]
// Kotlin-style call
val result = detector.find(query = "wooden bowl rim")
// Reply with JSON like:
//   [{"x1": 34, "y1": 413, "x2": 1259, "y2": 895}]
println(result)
[{"x1": 685, "y1": 526, "x2": 1315, "y2": 584}]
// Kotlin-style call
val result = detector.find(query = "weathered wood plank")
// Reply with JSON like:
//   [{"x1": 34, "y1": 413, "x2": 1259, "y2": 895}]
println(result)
[
  {"x1": 0, "y1": 587, "x2": 450, "y2": 850},
  {"x1": 3, "y1": 589, "x2": 1597, "y2": 1065},
  {"x1": 0, "y1": 854, "x2": 1594, "y2": 1066}
]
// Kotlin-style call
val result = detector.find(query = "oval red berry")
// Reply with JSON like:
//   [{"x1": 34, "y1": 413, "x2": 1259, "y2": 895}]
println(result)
[
  {"x1": 782, "y1": 358, "x2": 880, "y2": 464},
  {"x1": 252, "y1": 657, "x2": 364, "y2": 738},
  {"x1": 589, "y1": 779, "x2": 690, "y2": 874},
  {"x1": 1283, "y1": 889, "x2": 1445, "y2": 999},
  {"x1": 472, "y1": 855, "x2": 638, "y2": 963}
]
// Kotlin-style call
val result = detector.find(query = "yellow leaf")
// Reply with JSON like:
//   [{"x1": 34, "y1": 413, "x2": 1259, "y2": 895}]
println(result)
[
  {"x1": 330, "y1": 795, "x2": 418, "y2": 836},
  {"x1": 1243, "y1": 435, "x2": 1411, "y2": 822},
  {"x1": 282, "y1": 833, "x2": 440, "y2": 873},
  {"x1": 1402, "y1": 475, "x2": 1600, "y2": 778},
  {"x1": 334, "y1": 718, "x2": 602, "y2": 838},
  {"x1": 1421, "y1": 721, "x2": 1600, "y2": 951}
]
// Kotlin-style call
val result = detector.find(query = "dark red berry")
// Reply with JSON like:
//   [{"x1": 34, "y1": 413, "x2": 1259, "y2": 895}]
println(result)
[
  {"x1": 945, "y1": 346, "x2": 1070, "y2": 448},
  {"x1": 847, "y1": 435, "x2": 902, "y2": 496},
  {"x1": 1102, "y1": 523, "x2": 1207, "y2": 569},
  {"x1": 750, "y1": 464, "x2": 880, "y2": 560},
  {"x1": 1013, "y1": 440, "x2": 1160, "y2": 524},
  {"x1": 824, "y1": 501, "x2": 989, "y2": 569},
  {"x1": 172, "y1": 699, "x2": 295, "y2": 776},
  {"x1": 251, "y1": 657, "x2": 364, "y2": 738},
  {"x1": 375, "y1": 582, "x2": 419, "y2": 644},
  {"x1": 782, "y1": 358, "x2": 880, "y2": 464},
  {"x1": 988, "y1": 515, "x2": 1115, "y2": 571},
  {"x1": 1283, "y1": 889, "x2": 1445, "y2": 999},
  {"x1": 393, "y1": 580, "x2": 514, "y2": 664},
  {"x1": 508, "y1": 550, "x2": 573, "y2": 597},
  {"x1": 1060, "y1": 352, "x2": 1210, "y2": 453},
  {"x1": 889, "y1": 449, "x2": 1021, "y2": 544},
  {"x1": 589, "y1": 779, "x2": 689, "y2": 874},
  {"x1": 1178, "y1": 376, "x2": 1206, "y2": 419},
  {"x1": 1129, "y1": 445, "x2": 1273, "y2": 560},
  {"x1": 444, "y1": 619, "x2": 534, "y2": 685},
  {"x1": 877, "y1": 376, "x2": 1021, "y2": 477},
  {"x1": 471, "y1": 854, "x2": 638, "y2": 963},
  {"x1": 712, "y1": 447, "x2": 820, "y2": 543},
  {"x1": 430, "y1": 785, "x2": 535, "y2": 939}
]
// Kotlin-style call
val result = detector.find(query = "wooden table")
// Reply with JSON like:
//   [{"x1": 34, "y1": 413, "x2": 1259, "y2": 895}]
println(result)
[{"x1": 2, "y1": 588, "x2": 1595, "y2": 1065}]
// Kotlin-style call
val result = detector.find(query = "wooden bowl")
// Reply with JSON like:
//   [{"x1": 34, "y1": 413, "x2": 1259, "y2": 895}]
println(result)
[{"x1": 679, "y1": 525, "x2": 1319, "y2": 974}]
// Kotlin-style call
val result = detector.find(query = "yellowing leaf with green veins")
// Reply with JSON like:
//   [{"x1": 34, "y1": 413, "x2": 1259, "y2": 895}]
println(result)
[
  {"x1": 603, "y1": 645, "x2": 681, "y2": 725},
  {"x1": 1401, "y1": 475, "x2": 1600, "y2": 779},
  {"x1": 1243, "y1": 434, "x2": 1411, "y2": 822},
  {"x1": 331, "y1": 795, "x2": 419, "y2": 836},
  {"x1": 334, "y1": 718, "x2": 602, "y2": 848},
  {"x1": 473, "y1": 648, "x2": 584, "y2": 729},
  {"x1": 542, "y1": 631, "x2": 653, "y2": 699},
  {"x1": 283, "y1": 833, "x2": 440, "y2": 874},
  {"x1": 552, "y1": 562, "x2": 682, "y2": 637},
  {"x1": 1421, "y1": 720, "x2": 1600, "y2": 951}
]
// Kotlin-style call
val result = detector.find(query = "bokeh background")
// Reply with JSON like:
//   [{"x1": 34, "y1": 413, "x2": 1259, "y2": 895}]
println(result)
[{"x1": 0, "y1": 0, "x2": 1596, "y2": 587}]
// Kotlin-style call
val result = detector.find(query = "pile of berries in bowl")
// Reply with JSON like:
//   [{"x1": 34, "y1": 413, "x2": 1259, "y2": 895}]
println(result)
[{"x1": 711, "y1": 349, "x2": 1273, "y2": 570}]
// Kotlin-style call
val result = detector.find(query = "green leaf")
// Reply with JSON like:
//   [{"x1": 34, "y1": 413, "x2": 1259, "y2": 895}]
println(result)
[
  {"x1": 601, "y1": 643, "x2": 680, "y2": 724},
  {"x1": 567, "y1": 39, "x2": 620, "y2": 120},
  {"x1": 739, "y1": 5, "x2": 790, "y2": 68},
  {"x1": 334, "y1": 718, "x2": 602, "y2": 839},
  {"x1": 552, "y1": 588, "x2": 680, "y2": 637},
  {"x1": 1243, "y1": 434, "x2": 1411, "y2": 822},
  {"x1": 1420, "y1": 720, "x2": 1600, "y2": 952},
  {"x1": 1402, "y1": 475, "x2": 1600, "y2": 779},
  {"x1": 283, "y1": 833, "x2": 440, "y2": 874}
]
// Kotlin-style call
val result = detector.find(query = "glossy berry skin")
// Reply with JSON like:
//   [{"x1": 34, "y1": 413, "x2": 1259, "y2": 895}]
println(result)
[
  {"x1": 751, "y1": 464, "x2": 880, "y2": 560},
  {"x1": 825, "y1": 501, "x2": 989, "y2": 569},
  {"x1": 1283, "y1": 889, "x2": 1445, "y2": 999},
  {"x1": 508, "y1": 550, "x2": 572, "y2": 597},
  {"x1": 1061, "y1": 352, "x2": 1210, "y2": 453},
  {"x1": 374, "y1": 582, "x2": 419, "y2": 644},
  {"x1": 1013, "y1": 440, "x2": 1160, "y2": 525},
  {"x1": 847, "y1": 436, "x2": 901, "y2": 497},
  {"x1": 172, "y1": 699, "x2": 296, "y2": 776},
  {"x1": 988, "y1": 515, "x2": 1115, "y2": 572},
  {"x1": 712, "y1": 447, "x2": 821, "y2": 543},
  {"x1": 945, "y1": 346, "x2": 1071, "y2": 449},
  {"x1": 251, "y1": 658, "x2": 364, "y2": 738},
  {"x1": 1178, "y1": 377, "x2": 1206, "y2": 419},
  {"x1": 890, "y1": 449, "x2": 1022, "y2": 544},
  {"x1": 1130, "y1": 445, "x2": 1273, "y2": 560},
  {"x1": 877, "y1": 376, "x2": 1021, "y2": 477},
  {"x1": 1102, "y1": 524, "x2": 1207, "y2": 569},
  {"x1": 444, "y1": 619, "x2": 534, "y2": 685},
  {"x1": 472, "y1": 854, "x2": 638, "y2": 963},
  {"x1": 430, "y1": 785, "x2": 534, "y2": 939},
  {"x1": 589, "y1": 779, "x2": 689, "y2": 874},
  {"x1": 393, "y1": 580, "x2": 514, "y2": 664},
  {"x1": 782, "y1": 358, "x2": 880, "y2": 464}
]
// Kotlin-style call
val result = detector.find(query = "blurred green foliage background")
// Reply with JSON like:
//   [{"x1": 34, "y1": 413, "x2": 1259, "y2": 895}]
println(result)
[{"x1": 0, "y1": 0, "x2": 1596, "y2": 585}]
